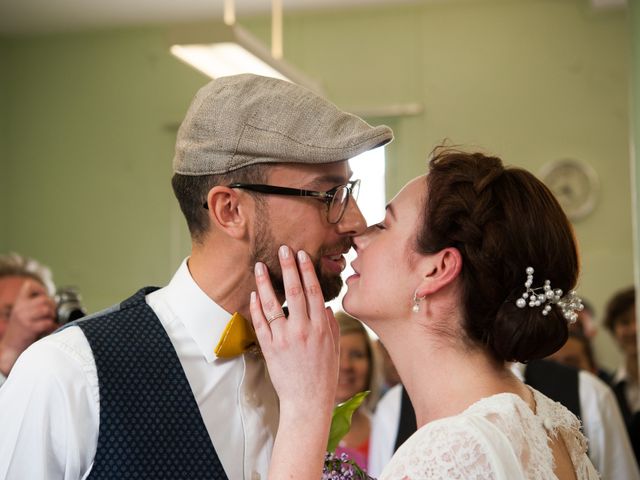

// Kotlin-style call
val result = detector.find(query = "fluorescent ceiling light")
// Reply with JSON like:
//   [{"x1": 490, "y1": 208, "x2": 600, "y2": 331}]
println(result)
[
  {"x1": 170, "y1": 22, "x2": 323, "y2": 95},
  {"x1": 171, "y1": 43, "x2": 289, "y2": 81}
]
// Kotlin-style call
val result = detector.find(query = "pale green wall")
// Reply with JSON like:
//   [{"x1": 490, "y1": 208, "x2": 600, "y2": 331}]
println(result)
[
  {"x1": 1, "y1": 29, "x2": 203, "y2": 310},
  {"x1": 633, "y1": 0, "x2": 640, "y2": 368},
  {"x1": 0, "y1": 0, "x2": 632, "y2": 368},
  {"x1": 0, "y1": 38, "x2": 8, "y2": 254}
]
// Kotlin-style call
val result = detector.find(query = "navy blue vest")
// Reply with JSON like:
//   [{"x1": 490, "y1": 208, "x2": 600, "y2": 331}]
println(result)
[{"x1": 75, "y1": 287, "x2": 229, "y2": 480}]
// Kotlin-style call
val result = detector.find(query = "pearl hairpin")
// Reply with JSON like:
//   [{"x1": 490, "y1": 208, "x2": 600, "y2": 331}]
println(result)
[{"x1": 515, "y1": 267, "x2": 583, "y2": 324}]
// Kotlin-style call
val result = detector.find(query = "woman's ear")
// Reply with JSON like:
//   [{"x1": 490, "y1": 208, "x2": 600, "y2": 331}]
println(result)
[
  {"x1": 205, "y1": 186, "x2": 250, "y2": 239},
  {"x1": 415, "y1": 247, "x2": 463, "y2": 298}
]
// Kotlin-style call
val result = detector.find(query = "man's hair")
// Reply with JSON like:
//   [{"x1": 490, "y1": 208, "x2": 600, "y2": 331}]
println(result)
[
  {"x1": 171, "y1": 164, "x2": 270, "y2": 243},
  {"x1": 603, "y1": 287, "x2": 635, "y2": 333},
  {"x1": 0, "y1": 253, "x2": 55, "y2": 294}
]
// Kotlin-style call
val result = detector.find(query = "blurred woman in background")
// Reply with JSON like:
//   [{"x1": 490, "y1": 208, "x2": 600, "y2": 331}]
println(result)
[{"x1": 334, "y1": 311, "x2": 379, "y2": 469}]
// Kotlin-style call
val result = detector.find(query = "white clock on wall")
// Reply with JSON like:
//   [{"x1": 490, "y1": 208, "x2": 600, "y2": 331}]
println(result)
[{"x1": 539, "y1": 159, "x2": 600, "y2": 222}]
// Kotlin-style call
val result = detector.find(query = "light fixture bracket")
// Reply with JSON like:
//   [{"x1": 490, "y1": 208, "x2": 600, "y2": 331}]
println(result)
[{"x1": 169, "y1": 21, "x2": 323, "y2": 95}]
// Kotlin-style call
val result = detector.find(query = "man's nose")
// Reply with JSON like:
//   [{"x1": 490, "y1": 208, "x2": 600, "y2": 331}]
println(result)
[{"x1": 335, "y1": 199, "x2": 366, "y2": 236}]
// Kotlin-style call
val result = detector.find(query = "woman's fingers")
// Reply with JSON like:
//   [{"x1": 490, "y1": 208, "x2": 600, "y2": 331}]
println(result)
[
  {"x1": 325, "y1": 307, "x2": 340, "y2": 356},
  {"x1": 296, "y1": 250, "x2": 326, "y2": 326},
  {"x1": 252, "y1": 246, "x2": 329, "y2": 342},
  {"x1": 253, "y1": 261, "x2": 285, "y2": 327},
  {"x1": 277, "y1": 245, "x2": 307, "y2": 323},
  {"x1": 250, "y1": 290, "x2": 272, "y2": 343}
]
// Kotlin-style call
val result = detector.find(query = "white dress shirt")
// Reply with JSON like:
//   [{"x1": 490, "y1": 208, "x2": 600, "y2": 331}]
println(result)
[
  {"x1": 369, "y1": 365, "x2": 640, "y2": 480},
  {"x1": 0, "y1": 259, "x2": 279, "y2": 480}
]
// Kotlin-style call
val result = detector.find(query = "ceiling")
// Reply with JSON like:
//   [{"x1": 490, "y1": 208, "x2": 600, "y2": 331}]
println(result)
[
  {"x1": 0, "y1": 0, "x2": 422, "y2": 35},
  {"x1": 0, "y1": 0, "x2": 627, "y2": 36}
]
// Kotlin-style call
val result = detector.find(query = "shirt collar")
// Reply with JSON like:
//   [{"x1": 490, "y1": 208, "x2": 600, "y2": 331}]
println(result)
[
  {"x1": 510, "y1": 362, "x2": 526, "y2": 381},
  {"x1": 164, "y1": 258, "x2": 234, "y2": 363},
  {"x1": 614, "y1": 365, "x2": 629, "y2": 385}
]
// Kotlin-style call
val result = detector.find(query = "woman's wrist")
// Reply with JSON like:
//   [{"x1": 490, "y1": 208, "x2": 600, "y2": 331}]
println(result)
[{"x1": 279, "y1": 397, "x2": 333, "y2": 421}]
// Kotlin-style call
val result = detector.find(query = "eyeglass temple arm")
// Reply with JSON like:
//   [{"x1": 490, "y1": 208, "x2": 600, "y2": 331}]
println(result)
[{"x1": 227, "y1": 183, "x2": 332, "y2": 200}]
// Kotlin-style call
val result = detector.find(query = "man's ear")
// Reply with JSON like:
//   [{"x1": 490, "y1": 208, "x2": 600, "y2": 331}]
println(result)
[
  {"x1": 415, "y1": 247, "x2": 463, "y2": 298},
  {"x1": 205, "y1": 186, "x2": 251, "y2": 239}
]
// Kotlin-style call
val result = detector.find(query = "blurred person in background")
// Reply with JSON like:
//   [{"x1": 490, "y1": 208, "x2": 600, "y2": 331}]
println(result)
[
  {"x1": 375, "y1": 339, "x2": 401, "y2": 395},
  {"x1": 574, "y1": 298, "x2": 598, "y2": 340},
  {"x1": 548, "y1": 299, "x2": 613, "y2": 383},
  {"x1": 605, "y1": 287, "x2": 638, "y2": 420},
  {"x1": 548, "y1": 329, "x2": 598, "y2": 374},
  {"x1": 603, "y1": 286, "x2": 640, "y2": 461},
  {"x1": 334, "y1": 311, "x2": 380, "y2": 470},
  {"x1": 0, "y1": 253, "x2": 57, "y2": 387}
]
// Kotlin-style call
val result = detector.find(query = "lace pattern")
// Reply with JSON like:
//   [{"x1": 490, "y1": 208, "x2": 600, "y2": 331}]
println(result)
[{"x1": 380, "y1": 389, "x2": 599, "y2": 480}]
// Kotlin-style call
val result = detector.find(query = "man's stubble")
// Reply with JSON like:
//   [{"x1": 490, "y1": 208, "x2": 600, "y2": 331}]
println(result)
[{"x1": 249, "y1": 207, "x2": 344, "y2": 302}]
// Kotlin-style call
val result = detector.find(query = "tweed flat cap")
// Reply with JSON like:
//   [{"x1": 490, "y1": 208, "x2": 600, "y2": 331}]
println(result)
[{"x1": 173, "y1": 74, "x2": 393, "y2": 175}]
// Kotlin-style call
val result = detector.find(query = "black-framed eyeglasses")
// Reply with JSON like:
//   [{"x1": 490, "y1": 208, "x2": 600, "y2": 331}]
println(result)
[{"x1": 203, "y1": 179, "x2": 361, "y2": 224}]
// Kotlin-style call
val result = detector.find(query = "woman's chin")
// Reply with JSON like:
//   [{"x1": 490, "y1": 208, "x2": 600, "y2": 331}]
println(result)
[{"x1": 341, "y1": 293, "x2": 357, "y2": 318}]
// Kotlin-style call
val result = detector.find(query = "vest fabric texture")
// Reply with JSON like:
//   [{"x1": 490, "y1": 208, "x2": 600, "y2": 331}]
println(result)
[{"x1": 76, "y1": 287, "x2": 229, "y2": 480}]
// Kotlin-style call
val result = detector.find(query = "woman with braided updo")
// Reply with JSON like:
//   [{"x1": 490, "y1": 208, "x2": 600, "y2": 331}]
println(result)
[{"x1": 250, "y1": 148, "x2": 598, "y2": 479}]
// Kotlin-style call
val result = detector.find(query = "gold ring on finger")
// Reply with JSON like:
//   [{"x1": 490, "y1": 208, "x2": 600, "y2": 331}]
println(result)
[{"x1": 267, "y1": 312, "x2": 286, "y2": 324}]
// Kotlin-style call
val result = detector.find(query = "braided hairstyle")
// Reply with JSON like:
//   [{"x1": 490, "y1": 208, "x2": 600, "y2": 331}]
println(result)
[{"x1": 417, "y1": 148, "x2": 579, "y2": 363}]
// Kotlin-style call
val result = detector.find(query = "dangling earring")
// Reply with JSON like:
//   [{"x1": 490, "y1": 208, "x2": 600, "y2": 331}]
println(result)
[{"x1": 412, "y1": 292, "x2": 423, "y2": 313}]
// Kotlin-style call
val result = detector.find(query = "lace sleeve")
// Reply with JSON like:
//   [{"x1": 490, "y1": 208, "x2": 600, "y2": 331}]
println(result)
[{"x1": 380, "y1": 417, "x2": 504, "y2": 480}]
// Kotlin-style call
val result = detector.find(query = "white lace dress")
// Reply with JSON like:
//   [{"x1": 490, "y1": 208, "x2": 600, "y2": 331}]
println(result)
[{"x1": 380, "y1": 389, "x2": 599, "y2": 479}]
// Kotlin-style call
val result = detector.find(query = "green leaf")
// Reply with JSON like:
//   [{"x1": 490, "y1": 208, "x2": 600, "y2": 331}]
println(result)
[{"x1": 326, "y1": 390, "x2": 370, "y2": 453}]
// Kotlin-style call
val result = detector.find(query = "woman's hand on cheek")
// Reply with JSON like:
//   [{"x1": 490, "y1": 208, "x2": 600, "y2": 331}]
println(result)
[{"x1": 250, "y1": 245, "x2": 339, "y2": 417}]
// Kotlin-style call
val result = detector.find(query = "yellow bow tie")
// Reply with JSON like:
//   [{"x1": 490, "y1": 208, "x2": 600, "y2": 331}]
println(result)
[{"x1": 214, "y1": 312, "x2": 259, "y2": 358}]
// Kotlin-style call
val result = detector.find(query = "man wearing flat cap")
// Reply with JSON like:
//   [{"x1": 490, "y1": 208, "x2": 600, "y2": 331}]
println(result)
[{"x1": 0, "y1": 74, "x2": 392, "y2": 480}]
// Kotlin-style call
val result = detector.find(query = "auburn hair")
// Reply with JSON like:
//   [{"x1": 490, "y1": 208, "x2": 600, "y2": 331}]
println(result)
[{"x1": 416, "y1": 148, "x2": 579, "y2": 363}]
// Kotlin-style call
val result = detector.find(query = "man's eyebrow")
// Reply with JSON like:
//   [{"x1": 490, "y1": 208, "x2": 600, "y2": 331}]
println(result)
[{"x1": 306, "y1": 173, "x2": 351, "y2": 188}]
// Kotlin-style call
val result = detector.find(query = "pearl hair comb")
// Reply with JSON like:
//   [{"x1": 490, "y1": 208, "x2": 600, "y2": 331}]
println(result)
[{"x1": 515, "y1": 267, "x2": 583, "y2": 324}]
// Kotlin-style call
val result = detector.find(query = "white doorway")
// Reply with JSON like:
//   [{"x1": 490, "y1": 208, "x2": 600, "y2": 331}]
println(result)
[{"x1": 327, "y1": 146, "x2": 386, "y2": 313}]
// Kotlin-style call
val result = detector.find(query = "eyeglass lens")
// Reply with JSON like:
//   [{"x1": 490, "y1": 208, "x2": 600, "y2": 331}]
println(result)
[{"x1": 328, "y1": 183, "x2": 359, "y2": 224}]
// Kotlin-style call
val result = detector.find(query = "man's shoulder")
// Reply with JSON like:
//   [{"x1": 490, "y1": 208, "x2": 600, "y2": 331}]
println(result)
[
  {"x1": 68, "y1": 286, "x2": 161, "y2": 329},
  {"x1": 6, "y1": 324, "x2": 95, "y2": 391}
]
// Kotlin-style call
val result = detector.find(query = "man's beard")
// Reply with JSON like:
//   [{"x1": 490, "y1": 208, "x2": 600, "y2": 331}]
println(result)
[{"x1": 250, "y1": 214, "x2": 346, "y2": 302}]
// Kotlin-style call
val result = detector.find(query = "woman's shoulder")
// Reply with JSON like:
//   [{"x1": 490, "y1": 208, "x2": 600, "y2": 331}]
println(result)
[
  {"x1": 463, "y1": 388, "x2": 581, "y2": 435},
  {"x1": 381, "y1": 408, "x2": 524, "y2": 480},
  {"x1": 382, "y1": 391, "x2": 577, "y2": 480}
]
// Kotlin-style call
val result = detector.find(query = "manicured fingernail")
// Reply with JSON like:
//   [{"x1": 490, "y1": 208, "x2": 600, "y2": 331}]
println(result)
[
  {"x1": 255, "y1": 262, "x2": 265, "y2": 276},
  {"x1": 250, "y1": 291, "x2": 256, "y2": 303},
  {"x1": 297, "y1": 250, "x2": 308, "y2": 263},
  {"x1": 279, "y1": 245, "x2": 290, "y2": 259}
]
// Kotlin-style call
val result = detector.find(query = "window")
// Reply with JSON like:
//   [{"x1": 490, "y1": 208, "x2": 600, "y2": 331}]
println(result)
[{"x1": 327, "y1": 147, "x2": 386, "y2": 313}]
